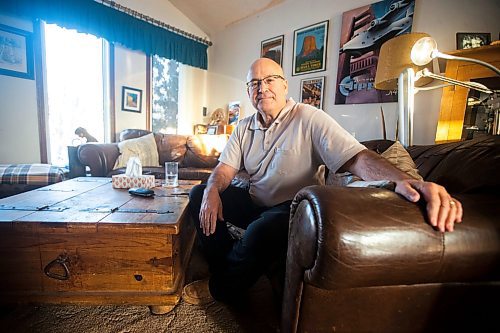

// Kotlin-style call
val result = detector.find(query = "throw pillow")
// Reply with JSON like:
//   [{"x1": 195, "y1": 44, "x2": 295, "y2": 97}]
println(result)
[
  {"x1": 326, "y1": 140, "x2": 423, "y2": 186},
  {"x1": 380, "y1": 140, "x2": 423, "y2": 181},
  {"x1": 113, "y1": 133, "x2": 160, "y2": 170}
]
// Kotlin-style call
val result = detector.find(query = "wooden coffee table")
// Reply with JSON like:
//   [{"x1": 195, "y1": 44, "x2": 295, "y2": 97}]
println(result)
[{"x1": 0, "y1": 177, "x2": 200, "y2": 314}]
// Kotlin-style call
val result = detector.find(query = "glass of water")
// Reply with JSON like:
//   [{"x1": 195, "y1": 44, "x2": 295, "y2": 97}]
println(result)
[{"x1": 164, "y1": 162, "x2": 179, "y2": 187}]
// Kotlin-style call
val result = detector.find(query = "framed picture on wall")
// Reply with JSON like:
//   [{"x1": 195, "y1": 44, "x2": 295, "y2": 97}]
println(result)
[
  {"x1": 261, "y1": 35, "x2": 284, "y2": 66},
  {"x1": 335, "y1": 0, "x2": 416, "y2": 105},
  {"x1": 292, "y1": 20, "x2": 328, "y2": 76},
  {"x1": 121, "y1": 86, "x2": 142, "y2": 113},
  {"x1": 300, "y1": 76, "x2": 325, "y2": 110},
  {"x1": 456, "y1": 32, "x2": 491, "y2": 50},
  {"x1": 228, "y1": 101, "x2": 240, "y2": 125},
  {"x1": 0, "y1": 23, "x2": 34, "y2": 80}
]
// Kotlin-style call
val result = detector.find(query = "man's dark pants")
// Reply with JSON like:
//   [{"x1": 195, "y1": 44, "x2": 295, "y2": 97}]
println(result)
[{"x1": 189, "y1": 184, "x2": 291, "y2": 303}]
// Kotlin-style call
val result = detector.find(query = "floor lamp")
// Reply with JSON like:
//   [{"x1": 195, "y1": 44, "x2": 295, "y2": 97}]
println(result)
[{"x1": 374, "y1": 33, "x2": 499, "y2": 147}]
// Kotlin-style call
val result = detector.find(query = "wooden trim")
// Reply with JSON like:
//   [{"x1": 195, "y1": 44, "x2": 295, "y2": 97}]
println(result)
[
  {"x1": 146, "y1": 55, "x2": 151, "y2": 130},
  {"x1": 109, "y1": 43, "x2": 116, "y2": 142},
  {"x1": 435, "y1": 44, "x2": 500, "y2": 143},
  {"x1": 33, "y1": 19, "x2": 48, "y2": 163}
]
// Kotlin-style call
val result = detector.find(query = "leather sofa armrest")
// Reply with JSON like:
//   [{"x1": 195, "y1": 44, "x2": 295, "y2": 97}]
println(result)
[
  {"x1": 287, "y1": 186, "x2": 449, "y2": 289},
  {"x1": 77, "y1": 143, "x2": 120, "y2": 177},
  {"x1": 283, "y1": 185, "x2": 443, "y2": 332}
]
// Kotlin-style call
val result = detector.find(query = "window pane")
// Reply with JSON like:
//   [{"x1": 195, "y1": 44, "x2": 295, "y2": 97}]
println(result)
[
  {"x1": 152, "y1": 55, "x2": 179, "y2": 134},
  {"x1": 44, "y1": 23, "x2": 104, "y2": 167}
]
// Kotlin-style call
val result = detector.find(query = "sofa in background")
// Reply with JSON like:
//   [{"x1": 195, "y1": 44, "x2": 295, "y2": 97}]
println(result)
[
  {"x1": 282, "y1": 136, "x2": 500, "y2": 333},
  {"x1": 78, "y1": 129, "x2": 228, "y2": 182},
  {"x1": 0, "y1": 164, "x2": 67, "y2": 199}
]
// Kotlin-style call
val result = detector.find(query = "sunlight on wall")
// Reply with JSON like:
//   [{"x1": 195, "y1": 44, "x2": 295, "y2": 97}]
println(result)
[{"x1": 178, "y1": 64, "x2": 208, "y2": 134}]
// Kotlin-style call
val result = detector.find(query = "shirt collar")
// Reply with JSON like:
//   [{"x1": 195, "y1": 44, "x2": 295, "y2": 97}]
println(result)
[{"x1": 250, "y1": 98, "x2": 296, "y2": 130}]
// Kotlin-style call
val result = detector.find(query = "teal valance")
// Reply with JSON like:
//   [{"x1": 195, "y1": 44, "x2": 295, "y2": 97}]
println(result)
[{"x1": 0, "y1": 0, "x2": 208, "y2": 70}]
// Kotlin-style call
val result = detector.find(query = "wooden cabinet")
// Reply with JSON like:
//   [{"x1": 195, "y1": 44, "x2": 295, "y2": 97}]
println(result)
[{"x1": 435, "y1": 44, "x2": 500, "y2": 143}]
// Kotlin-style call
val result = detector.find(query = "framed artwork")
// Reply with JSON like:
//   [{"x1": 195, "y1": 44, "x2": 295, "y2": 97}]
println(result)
[
  {"x1": 261, "y1": 35, "x2": 284, "y2": 66},
  {"x1": 228, "y1": 101, "x2": 240, "y2": 125},
  {"x1": 335, "y1": 0, "x2": 416, "y2": 105},
  {"x1": 0, "y1": 24, "x2": 34, "y2": 80},
  {"x1": 207, "y1": 125, "x2": 218, "y2": 135},
  {"x1": 300, "y1": 76, "x2": 325, "y2": 110},
  {"x1": 456, "y1": 32, "x2": 491, "y2": 50},
  {"x1": 121, "y1": 86, "x2": 142, "y2": 113},
  {"x1": 293, "y1": 20, "x2": 328, "y2": 76}
]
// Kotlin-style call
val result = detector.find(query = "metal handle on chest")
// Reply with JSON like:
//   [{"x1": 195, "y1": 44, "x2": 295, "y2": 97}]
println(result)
[{"x1": 44, "y1": 255, "x2": 70, "y2": 280}]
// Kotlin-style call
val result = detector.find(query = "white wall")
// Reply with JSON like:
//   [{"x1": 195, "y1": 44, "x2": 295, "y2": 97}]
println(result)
[
  {"x1": 114, "y1": 46, "x2": 147, "y2": 136},
  {"x1": 0, "y1": 15, "x2": 39, "y2": 163},
  {"x1": 207, "y1": 0, "x2": 500, "y2": 144}
]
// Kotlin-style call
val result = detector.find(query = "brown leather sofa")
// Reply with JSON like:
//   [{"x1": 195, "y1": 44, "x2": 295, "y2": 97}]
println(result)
[
  {"x1": 78, "y1": 129, "x2": 223, "y2": 182},
  {"x1": 282, "y1": 136, "x2": 500, "y2": 333}
]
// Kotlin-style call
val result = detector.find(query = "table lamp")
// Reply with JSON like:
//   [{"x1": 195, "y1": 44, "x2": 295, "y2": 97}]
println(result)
[{"x1": 375, "y1": 32, "x2": 499, "y2": 147}]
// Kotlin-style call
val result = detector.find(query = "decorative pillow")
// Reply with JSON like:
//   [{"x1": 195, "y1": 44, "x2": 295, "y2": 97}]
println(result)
[
  {"x1": 113, "y1": 133, "x2": 160, "y2": 170},
  {"x1": 326, "y1": 141, "x2": 422, "y2": 186},
  {"x1": 380, "y1": 141, "x2": 423, "y2": 181}
]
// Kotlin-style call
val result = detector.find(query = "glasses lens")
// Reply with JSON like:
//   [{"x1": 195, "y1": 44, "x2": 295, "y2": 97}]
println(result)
[{"x1": 246, "y1": 75, "x2": 283, "y2": 90}]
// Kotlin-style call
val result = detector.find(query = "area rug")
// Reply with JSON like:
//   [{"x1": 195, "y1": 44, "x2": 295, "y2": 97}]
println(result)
[{"x1": 0, "y1": 246, "x2": 280, "y2": 333}]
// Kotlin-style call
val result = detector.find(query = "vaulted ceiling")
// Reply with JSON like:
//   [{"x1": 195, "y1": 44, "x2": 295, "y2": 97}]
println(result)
[{"x1": 169, "y1": 0, "x2": 286, "y2": 37}]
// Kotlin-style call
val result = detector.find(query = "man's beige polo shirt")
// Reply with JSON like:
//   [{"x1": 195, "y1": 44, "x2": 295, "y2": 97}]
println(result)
[{"x1": 219, "y1": 98, "x2": 366, "y2": 207}]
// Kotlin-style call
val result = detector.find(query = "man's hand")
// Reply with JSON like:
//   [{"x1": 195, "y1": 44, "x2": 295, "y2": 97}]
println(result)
[
  {"x1": 198, "y1": 162, "x2": 238, "y2": 236},
  {"x1": 199, "y1": 187, "x2": 224, "y2": 236},
  {"x1": 395, "y1": 179, "x2": 463, "y2": 232}
]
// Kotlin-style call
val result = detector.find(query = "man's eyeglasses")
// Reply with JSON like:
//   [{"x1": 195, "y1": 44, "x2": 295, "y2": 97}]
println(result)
[{"x1": 246, "y1": 75, "x2": 285, "y2": 91}]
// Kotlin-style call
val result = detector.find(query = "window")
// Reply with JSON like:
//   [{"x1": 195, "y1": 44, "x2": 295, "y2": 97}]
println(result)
[
  {"x1": 152, "y1": 55, "x2": 179, "y2": 134},
  {"x1": 44, "y1": 23, "x2": 109, "y2": 167}
]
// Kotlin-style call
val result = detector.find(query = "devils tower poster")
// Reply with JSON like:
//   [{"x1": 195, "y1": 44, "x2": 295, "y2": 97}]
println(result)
[{"x1": 293, "y1": 20, "x2": 329, "y2": 76}]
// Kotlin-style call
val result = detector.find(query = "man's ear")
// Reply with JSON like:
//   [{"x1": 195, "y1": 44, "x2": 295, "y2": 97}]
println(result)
[{"x1": 284, "y1": 79, "x2": 289, "y2": 95}]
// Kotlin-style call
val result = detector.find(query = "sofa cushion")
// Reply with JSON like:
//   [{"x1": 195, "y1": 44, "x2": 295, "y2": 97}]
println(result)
[
  {"x1": 114, "y1": 133, "x2": 160, "y2": 169},
  {"x1": 182, "y1": 135, "x2": 225, "y2": 168},
  {"x1": 155, "y1": 133, "x2": 188, "y2": 165},
  {"x1": 326, "y1": 140, "x2": 422, "y2": 185},
  {"x1": 408, "y1": 135, "x2": 500, "y2": 194}
]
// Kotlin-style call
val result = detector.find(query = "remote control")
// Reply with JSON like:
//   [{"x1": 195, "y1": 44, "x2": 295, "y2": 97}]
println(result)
[{"x1": 128, "y1": 187, "x2": 155, "y2": 197}]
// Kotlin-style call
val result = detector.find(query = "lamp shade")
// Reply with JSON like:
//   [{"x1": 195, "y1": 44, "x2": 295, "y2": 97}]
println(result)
[{"x1": 374, "y1": 32, "x2": 433, "y2": 90}]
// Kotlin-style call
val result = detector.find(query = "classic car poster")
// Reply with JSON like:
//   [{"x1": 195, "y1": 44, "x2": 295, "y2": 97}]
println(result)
[
  {"x1": 293, "y1": 20, "x2": 328, "y2": 76},
  {"x1": 300, "y1": 77, "x2": 325, "y2": 110},
  {"x1": 335, "y1": 0, "x2": 416, "y2": 105}
]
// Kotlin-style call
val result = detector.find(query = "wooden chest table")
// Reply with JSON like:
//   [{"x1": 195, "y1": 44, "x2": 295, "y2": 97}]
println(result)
[{"x1": 0, "y1": 177, "x2": 199, "y2": 314}]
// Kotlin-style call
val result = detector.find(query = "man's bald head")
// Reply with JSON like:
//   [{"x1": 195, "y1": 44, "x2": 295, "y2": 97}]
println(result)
[
  {"x1": 246, "y1": 58, "x2": 288, "y2": 120},
  {"x1": 246, "y1": 58, "x2": 284, "y2": 82}
]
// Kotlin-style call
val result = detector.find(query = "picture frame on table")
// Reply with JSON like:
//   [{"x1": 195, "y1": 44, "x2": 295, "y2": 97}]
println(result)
[
  {"x1": 207, "y1": 125, "x2": 218, "y2": 135},
  {"x1": 456, "y1": 32, "x2": 491, "y2": 50},
  {"x1": 0, "y1": 23, "x2": 34, "y2": 80},
  {"x1": 300, "y1": 76, "x2": 325, "y2": 110},
  {"x1": 261, "y1": 35, "x2": 284, "y2": 66},
  {"x1": 292, "y1": 20, "x2": 329, "y2": 76},
  {"x1": 121, "y1": 86, "x2": 142, "y2": 113}
]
